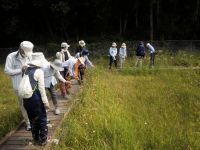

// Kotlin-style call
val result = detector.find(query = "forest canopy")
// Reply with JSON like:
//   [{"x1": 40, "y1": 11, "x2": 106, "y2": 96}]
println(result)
[{"x1": 0, "y1": 0, "x2": 200, "y2": 46}]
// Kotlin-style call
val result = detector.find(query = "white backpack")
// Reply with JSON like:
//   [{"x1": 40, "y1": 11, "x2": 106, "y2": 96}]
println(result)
[{"x1": 18, "y1": 69, "x2": 36, "y2": 99}]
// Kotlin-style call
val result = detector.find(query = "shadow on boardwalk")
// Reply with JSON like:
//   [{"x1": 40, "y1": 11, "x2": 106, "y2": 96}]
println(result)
[{"x1": 0, "y1": 80, "x2": 81, "y2": 150}]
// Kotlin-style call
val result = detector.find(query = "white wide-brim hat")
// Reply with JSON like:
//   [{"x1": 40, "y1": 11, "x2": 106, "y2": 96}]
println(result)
[
  {"x1": 78, "y1": 57, "x2": 86, "y2": 65},
  {"x1": 31, "y1": 52, "x2": 49, "y2": 68},
  {"x1": 28, "y1": 60, "x2": 43, "y2": 67},
  {"x1": 79, "y1": 40, "x2": 86, "y2": 47},
  {"x1": 20, "y1": 41, "x2": 34, "y2": 57},
  {"x1": 61, "y1": 42, "x2": 70, "y2": 48},
  {"x1": 112, "y1": 42, "x2": 117, "y2": 47},
  {"x1": 121, "y1": 43, "x2": 126, "y2": 48},
  {"x1": 50, "y1": 59, "x2": 64, "y2": 71}
]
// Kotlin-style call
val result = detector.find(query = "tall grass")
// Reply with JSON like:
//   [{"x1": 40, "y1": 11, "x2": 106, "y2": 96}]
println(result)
[
  {"x1": 52, "y1": 58, "x2": 200, "y2": 150},
  {"x1": 0, "y1": 66, "x2": 21, "y2": 139}
]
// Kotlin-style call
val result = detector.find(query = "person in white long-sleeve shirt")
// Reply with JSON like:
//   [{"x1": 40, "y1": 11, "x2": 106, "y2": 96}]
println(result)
[
  {"x1": 42, "y1": 59, "x2": 70, "y2": 115},
  {"x1": 56, "y1": 42, "x2": 71, "y2": 98},
  {"x1": 4, "y1": 41, "x2": 33, "y2": 131},
  {"x1": 146, "y1": 43, "x2": 156, "y2": 68},
  {"x1": 109, "y1": 42, "x2": 118, "y2": 69},
  {"x1": 119, "y1": 43, "x2": 127, "y2": 69},
  {"x1": 23, "y1": 59, "x2": 49, "y2": 146},
  {"x1": 62, "y1": 56, "x2": 86, "y2": 80}
]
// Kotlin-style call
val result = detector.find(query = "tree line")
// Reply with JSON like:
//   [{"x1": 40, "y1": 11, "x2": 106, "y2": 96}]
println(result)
[{"x1": 0, "y1": 0, "x2": 199, "y2": 46}]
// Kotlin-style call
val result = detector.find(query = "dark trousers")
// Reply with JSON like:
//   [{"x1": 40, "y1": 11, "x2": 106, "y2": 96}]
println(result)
[
  {"x1": 109, "y1": 56, "x2": 117, "y2": 69},
  {"x1": 150, "y1": 53, "x2": 155, "y2": 67},
  {"x1": 23, "y1": 91, "x2": 48, "y2": 142}
]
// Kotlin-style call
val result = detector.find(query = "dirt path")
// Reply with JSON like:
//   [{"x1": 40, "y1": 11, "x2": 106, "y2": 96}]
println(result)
[{"x1": 0, "y1": 80, "x2": 81, "y2": 150}]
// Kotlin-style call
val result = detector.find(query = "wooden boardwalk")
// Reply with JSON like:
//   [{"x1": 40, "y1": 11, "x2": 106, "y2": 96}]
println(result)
[{"x1": 0, "y1": 80, "x2": 80, "y2": 150}]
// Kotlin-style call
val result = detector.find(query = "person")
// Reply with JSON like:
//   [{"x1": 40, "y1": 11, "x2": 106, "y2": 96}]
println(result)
[
  {"x1": 62, "y1": 56, "x2": 86, "y2": 81},
  {"x1": 42, "y1": 58, "x2": 70, "y2": 115},
  {"x1": 146, "y1": 43, "x2": 156, "y2": 68},
  {"x1": 135, "y1": 41, "x2": 145, "y2": 68},
  {"x1": 56, "y1": 42, "x2": 71, "y2": 99},
  {"x1": 23, "y1": 59, "x2": 50, "y2": 146},
  {"x1": 75, "y1": 40, "x2": 94, "y2": 67},
  {"x1": 119, "y1": 43, "x2": 127, "y2": 69},
  {"x1": 109, "y1": 42, "x2": 118, "y2": 69},
  {"x1": 4, "y1": 41, "x2": 33, "y2": 131}
]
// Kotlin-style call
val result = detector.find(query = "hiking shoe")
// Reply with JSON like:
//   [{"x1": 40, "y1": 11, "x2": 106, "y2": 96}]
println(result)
[
  {"x1": 54, "y1": 108, "x2": 60, "y2": 115},
  {"x1": 39, "y1": 140, "x2": 47, "y2": 146},
  {"x1": 26, "y1": 124, "x2": 31, "y2": 131},
  {"x1": 64, "y1": 95, "x2": 70, "y2": 99}
]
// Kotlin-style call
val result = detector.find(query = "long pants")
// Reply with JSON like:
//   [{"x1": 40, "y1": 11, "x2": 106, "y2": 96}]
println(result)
[
  {"x1": 109, "y1": 56, "x2": 117, "y2": 69},
  {"x1": 16, "y1": 90, "x2": 30, "y2": 125},
  {"x1": 150, "y1": 53, "x2": 155, "y2": 67},
  {"x1": 135, "y1": 56, "x2": 144, "y2": 67},
  {"x1": 46, "y1": 84, "x2": 58, "y2": 108},
  {"x1": 119, "y1": 57, "x2": 125, "y2": 69},
  {"x1": 59, "y1": 71, "x2": 70, "y2": 97},
  {"x1": 23, "y1": 91, "x2": 48, "y2": 142}
]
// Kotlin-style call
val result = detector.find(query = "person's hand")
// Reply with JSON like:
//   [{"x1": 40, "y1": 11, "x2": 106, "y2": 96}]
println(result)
[
  {"x1": 44, "y1": 102, "x2": 50, "y2": 110},
  {"x1": 65, "y1": 80, "x2": 71, "y2": 84},
  {"x1": 21, "y1": 65, "x2": 28, "y2": 72}
]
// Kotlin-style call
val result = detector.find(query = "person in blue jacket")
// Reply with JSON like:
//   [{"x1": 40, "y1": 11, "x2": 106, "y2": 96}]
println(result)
[{"x1": 135, "y1": 41, "x2": 145, "y2": 67}]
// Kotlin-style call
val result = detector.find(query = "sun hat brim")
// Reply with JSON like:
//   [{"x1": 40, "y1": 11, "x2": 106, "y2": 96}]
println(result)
[{"x1": 50, "y1": 62, "x2": 64, "y2": 71}]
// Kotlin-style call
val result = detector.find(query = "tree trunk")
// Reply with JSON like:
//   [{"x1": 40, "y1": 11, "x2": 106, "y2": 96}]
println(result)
[
  {"x1": 119, "y1": 14, "x2": 122, "y2": 35},
  {"x1": 123, "y1": 14, "x2": 128, "y2": 34},
  {"x1": 135, "y1": 7, "x2": 138, "y2": 28},
  {"x1": 156, "y1": 0, "x2": 160, "y2": 37},
  {"x1": 194, "y1": 0, "x2": 200, "y2": 24},
  {"x1": 150, "y1": 1, "x2": 154, "y2": 41}
]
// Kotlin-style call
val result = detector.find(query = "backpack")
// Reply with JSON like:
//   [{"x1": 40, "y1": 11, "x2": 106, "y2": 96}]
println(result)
[{"x1": 18, "y1": 68, "x2": 37, "y2": 99}]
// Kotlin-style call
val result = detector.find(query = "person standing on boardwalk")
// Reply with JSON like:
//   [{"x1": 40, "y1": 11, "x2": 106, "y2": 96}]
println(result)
[
  {"x1": 43, "y1": 58, "x2": 70, "y2": 115},
  {"x1": 4, "y1": 41, "x2": 33, "y2": 131},
  {"x1": 75, "y1": 40, "x2": 94, "y2": 67},
  {"x1": 119, "y1": 43, "x2": 127, "y2": 69},
  {"x1": 135, "y1": 41, "x2": 145, "y2": 68},
  {"x1": 56, "y1": 42, "x2": 71, "y2": 99},
  {"x1": 146, "y1": 43, "x2": 156, "y2": 68},
  {"x1": 23, "y1": 59, "x2": 50, "y2": 146},
  {"x1": 109, "y1": 42, "x2": 118, "y2": 69}
]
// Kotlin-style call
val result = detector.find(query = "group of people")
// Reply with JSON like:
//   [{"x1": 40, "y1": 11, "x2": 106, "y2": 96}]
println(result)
[
  {"x1": 4, "y1": 40, "x2": 92, "y2": 146},
  {"x1": 4, "y1": 40, "x2": 154, "y2": 146},
  {"x1": 108, "y1": 41, "x2": 156, "y2": 69}
]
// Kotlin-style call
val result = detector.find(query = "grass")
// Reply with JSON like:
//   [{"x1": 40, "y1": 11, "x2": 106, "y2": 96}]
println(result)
[
  {"x1": 0, "y1": 49, "x2": 200, "y2": 149},
  {"x1": 52, "y1": 56, "x2": 200, "y2": 150},
  {"x1": 0, "y1": 66, "x2": 22, "y2": 139}
]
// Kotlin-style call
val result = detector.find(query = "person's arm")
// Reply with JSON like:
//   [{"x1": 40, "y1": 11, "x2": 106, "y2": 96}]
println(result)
[
  {"x1": 34, "y1": 69, "x2": 49, "y2": 107},
  {"x1": 109, "y1": 48, "x2": 113, "y2": 57},
  {"x1": 113, "y1": 48, "x2": 117, "y2": 56},
  {"x1": 125, "y1": 48, "x2": 127, "y2": 57},
  {"x1": 55, "y1": 70, "x2": 67, "y2": 83},
  {"x1": 4, "y1": 55, "x2": 22, "y2": 76}
]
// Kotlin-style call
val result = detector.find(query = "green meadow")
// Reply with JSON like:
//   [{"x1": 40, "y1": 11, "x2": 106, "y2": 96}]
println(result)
[
  {"x1": 0, "y1": 50, "x2": 200, "y2": 149},
  {"x1": 0, "y1": 66, "x2": 22, "y2": 139},
  {"x1": 52, "y1": 53, "x2": 200, "y2": 150}
]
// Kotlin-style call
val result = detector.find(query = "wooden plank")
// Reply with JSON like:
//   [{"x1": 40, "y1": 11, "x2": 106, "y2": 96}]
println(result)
[{"x1": 0, "y1": 145, "x2": 37, "y2": 150}]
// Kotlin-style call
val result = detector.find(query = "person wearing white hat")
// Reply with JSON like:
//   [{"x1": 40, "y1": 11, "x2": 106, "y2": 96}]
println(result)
[
  {"x1": 119, "y1": 43, "x2": 127, "y2": 69},
  {"x1": 109, "y1": 42, "x2": 118, "y2": 69},
  {"x1": 56, "y1": 42, "x2": 72, "y2": 99},
  {"x1": 4, "y1": 41, "x2": 34, "y2": 131},
  {"x1": 75, "y1": 40, "x2": 94, "y2": 67},
  {"x1": 42, "y1": 59, "x2": 71, "y2": 114},
  {"x1": 146, "y1": 43, "x2": 156, "y2": 68},
  {"x1": 62, "y1": 56, "x2": 86, "y2": 80},
  {"x1": 23, "y1": 59, "x2": 49, "y2": 146}
]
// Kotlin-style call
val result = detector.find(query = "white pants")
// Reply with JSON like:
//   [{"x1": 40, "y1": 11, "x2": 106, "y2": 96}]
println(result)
[
  {"x1": 15, "y1": 90, "x2": 30, "y2": 125},
  {"x1": 119, "y1": 57, "x2": 125, "y2": 69}
]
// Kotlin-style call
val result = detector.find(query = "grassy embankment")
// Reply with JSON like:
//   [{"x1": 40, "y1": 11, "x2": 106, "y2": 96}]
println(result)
[
  {"x1": 52, "y1": 53, "x2": 200, "y2": 149},
  {"x1": 0, "y1": 66, "x2": 21, "y2": 140}
]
